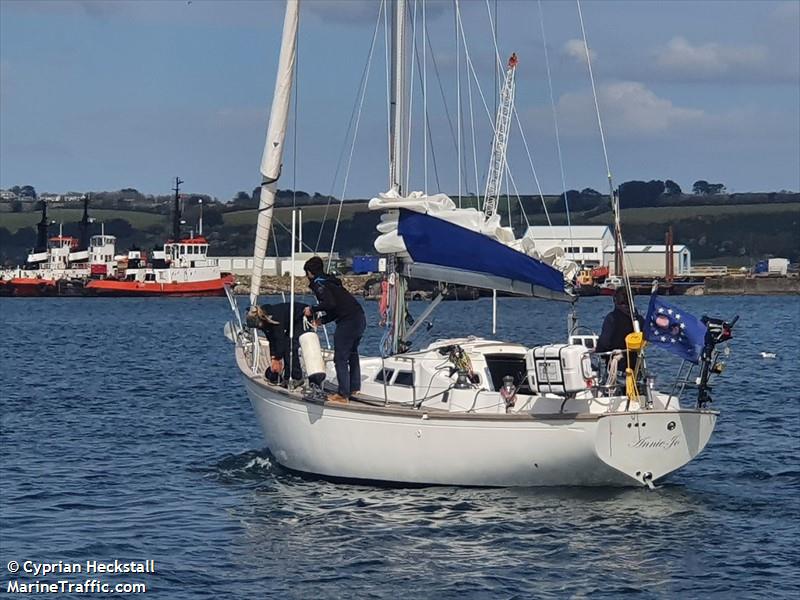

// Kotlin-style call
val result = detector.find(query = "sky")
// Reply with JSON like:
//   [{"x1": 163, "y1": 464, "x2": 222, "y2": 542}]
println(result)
[{"x1": 1, "y1": 0, "x2": 798, "y2": 201}]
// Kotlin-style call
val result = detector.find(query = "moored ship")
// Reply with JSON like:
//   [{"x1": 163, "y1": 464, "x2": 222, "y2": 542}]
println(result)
[{"x1": 84, "y1": 178, "x2": 233, "y2": 297}]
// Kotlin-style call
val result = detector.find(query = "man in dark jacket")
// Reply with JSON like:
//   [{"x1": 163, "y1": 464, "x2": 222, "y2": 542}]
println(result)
[
  {"x1": 249, "y1": 302, "x2": 308, "y2": 384},
  {"x1": 303, "y1": 256, "x2": 366, "y2": 403},
  {"x1": 596, "y1": 287, "x2": 644, "y2": 371}
]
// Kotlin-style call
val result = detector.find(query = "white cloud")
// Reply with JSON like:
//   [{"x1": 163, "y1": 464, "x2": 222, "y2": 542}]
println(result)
[
  {"x1": 655, "y1": 36, "x2": 768, "y2": 77},
  {"x1": 305, "y1": 0, "x2": 448, "y2": 26},
  {"x1": 563, "y1": 39, "x2": 596, "y2": 65},
  {"x1": 536, "y1": 81, "x2": 705, "y2": 137}
]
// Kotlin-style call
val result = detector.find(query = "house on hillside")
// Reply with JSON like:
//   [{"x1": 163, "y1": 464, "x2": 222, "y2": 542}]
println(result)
[{"x1": 0, "y1": 190, "x2": 18, "y2": 201}]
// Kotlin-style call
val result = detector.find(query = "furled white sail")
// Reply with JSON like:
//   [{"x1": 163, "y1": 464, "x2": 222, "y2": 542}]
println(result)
[
  {"x1": 249, "y1": 0, "x2": 300, "y2": 307},
  {"x1": 368, "y1": 190, "x2": 579, "y2": 284}
]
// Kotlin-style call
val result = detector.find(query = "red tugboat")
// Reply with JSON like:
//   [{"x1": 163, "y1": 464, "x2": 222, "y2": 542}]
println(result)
[
  {"x1": 1, "y1": 198, "x2": 110, "y2": 296},
  {"x1": 85, "y1": 177, "x2": 232, "y2": 297}
]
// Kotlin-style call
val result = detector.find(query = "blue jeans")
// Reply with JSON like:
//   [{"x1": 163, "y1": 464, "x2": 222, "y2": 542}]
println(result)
[{"x1": 333, "y1": 312, "x2": 366, "y2": 397}]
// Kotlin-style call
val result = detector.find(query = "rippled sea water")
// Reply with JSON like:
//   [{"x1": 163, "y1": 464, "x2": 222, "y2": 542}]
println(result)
[{"x1": 1, "y1": 294, "x2": 798, "y2": 598}]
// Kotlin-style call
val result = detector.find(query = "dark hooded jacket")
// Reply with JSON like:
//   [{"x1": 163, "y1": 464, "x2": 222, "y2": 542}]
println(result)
[
  {"x1": 309, "y1": 274, "x2": 364, "y2": 325},
  {"x1": 596, "y1": 306, "x2": 645, "y2": 370},
  {"x1": 259, "y1": 302, "x2": 308, "y2": 357}
]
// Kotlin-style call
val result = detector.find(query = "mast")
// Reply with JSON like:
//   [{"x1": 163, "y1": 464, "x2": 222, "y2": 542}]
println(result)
[
  {"x1": 172, "y1": 176, "x2": 183, "y2": 242},
  {"x1": 249, "y1": 0, "x2": 300, "y2": 307},
  {"x1": 389, "y1": 0, "x2": 406, "y2": 193},
  {"x1": 388, "y1": 0, "x2": 407, "y2": 355},
  {"x1": 78, "y1": 194, "x2": 91, "y2": 251},
  {"x1": 35, "y1": 200, "x2": 49, "y2": 253}
]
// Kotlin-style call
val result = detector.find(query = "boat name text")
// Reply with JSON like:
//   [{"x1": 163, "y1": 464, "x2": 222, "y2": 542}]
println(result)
[{"x1": 629, "y1": 436, "x2": 680, "y2": 450}]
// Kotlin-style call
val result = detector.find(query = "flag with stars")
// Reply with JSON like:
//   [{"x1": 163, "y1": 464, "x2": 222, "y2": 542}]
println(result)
[{"x1": 644, "y1": 295, "x2": 707, "y2": 363}]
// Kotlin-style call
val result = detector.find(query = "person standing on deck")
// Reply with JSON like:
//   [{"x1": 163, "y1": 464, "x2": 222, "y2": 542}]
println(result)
[
  {"x1": 596, "y1": 287, "x2": 645, "y2": 372},
  {"x1": 303, "y1": 256, "x2": 366, "y2": 404}
]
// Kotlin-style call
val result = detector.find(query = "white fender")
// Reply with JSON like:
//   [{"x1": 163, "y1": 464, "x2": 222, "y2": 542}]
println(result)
[{"x1": 299, "y1": 331, "x2": 326, "y2": 385}]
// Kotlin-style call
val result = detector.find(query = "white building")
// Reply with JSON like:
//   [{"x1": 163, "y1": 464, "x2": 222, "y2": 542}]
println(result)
[
  {"x1": 614, "y1": 245, "x2": 692, "y2": 277},
  {"x1": 525, "y1": 225, "x2": 615, "y2": 267},
  {"x1": 213, "y1": 252, "x2": 338, "y2": 277}
]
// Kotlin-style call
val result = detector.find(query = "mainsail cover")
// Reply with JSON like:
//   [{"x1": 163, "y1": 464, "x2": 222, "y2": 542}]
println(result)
[{"x1": 397, "y1": 209, "x2": 570, "y2": 300}]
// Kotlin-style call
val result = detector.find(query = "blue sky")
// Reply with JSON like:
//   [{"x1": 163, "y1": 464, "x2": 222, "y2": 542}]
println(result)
[{"x1": 1, "y1": 0, "x2": 798, "y2": 201}]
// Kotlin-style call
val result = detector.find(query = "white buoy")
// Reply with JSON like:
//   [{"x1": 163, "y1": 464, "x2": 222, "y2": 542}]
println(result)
[
  {"x1": 760, "y1": 352, "x2": 777, "y2": 359},
  {"x1": 300, "y1": 331, "x2": 326, "y2": 385}
]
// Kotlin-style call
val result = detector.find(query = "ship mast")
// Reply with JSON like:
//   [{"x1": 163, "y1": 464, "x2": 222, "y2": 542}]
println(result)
[
  {"x1": 78, "y1": 194, "x2": 91, "y2": 251},
  {"x1": 35, "y1": 200, "x2": 49, "y2": 253},
  {"x1": 172, "y1": 176, "x2": 184, "y2": 242}
]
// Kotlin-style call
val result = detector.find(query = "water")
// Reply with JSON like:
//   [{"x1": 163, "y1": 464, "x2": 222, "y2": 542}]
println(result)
[{"x1": 1, "y1": 295, "x2": 798, "y2": 598}]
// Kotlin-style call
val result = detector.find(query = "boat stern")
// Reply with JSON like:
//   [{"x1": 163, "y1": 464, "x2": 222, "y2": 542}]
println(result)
[{"x1": 594, "y1": 409, "x2": 718, "y2": 486}]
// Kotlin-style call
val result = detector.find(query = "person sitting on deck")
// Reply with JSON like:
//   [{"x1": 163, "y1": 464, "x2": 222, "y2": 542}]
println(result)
[
  {"x1": 248, "y1": 302, "x2": 308, "y2": 386},
  {"x1": 302, "y1": 256, "x2": 366, "y2": 404},
  {"x1": 595, "y1": 287, "x2": 645, "y2": 374}
]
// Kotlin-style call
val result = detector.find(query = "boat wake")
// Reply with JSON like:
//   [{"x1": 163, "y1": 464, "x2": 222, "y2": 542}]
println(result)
[{"x1": 203, "y1": 449, "x2": 277, "y2": 483}]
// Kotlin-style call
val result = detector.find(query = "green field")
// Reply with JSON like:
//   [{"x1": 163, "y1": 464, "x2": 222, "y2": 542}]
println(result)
[
  {"x1": 0, "y1": 209, "x2": 165, "y2": 233},
  {"x1": 3, "y1": 201, "x2": 797, "y2": 233},
  {"x1": 223, "y1": 202, "x2": 370, "y2": 226},
  {"x1": 587, "y1": 203, "x2": 800, "y2": 225}
]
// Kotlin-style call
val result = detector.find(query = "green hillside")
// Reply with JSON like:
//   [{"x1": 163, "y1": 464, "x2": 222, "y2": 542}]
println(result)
[{"x1": 1, "y1": 209, "x2": 164, "y2": 233}]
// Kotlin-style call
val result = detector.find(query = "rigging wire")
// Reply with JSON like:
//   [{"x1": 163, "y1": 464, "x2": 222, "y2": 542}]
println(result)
[
  {"x1": 512, "y1": 107, "x2": 552, "y2": 226},
  {"x1": 482, "y1": 0, "x2": 547, "y2": 228},
  {"x1": 455, "y1": 0, "x2": 462, "y2": 206},
  {"x1": 454, "y1": 0, "x2": 497, "y2": 209},
  {"x1": 412, "y1": 30, "x2": 443, "y2": 192},
  {"x1": 314, "y1": 0, "x2": 384, "y2": 252},
  {"x1": 423, "y1": 0, "x2": 428, "y2": 194},
  {"x1": 327, "y1": 0, "x2": 384, "y2": 266},
  {"x1": 537, "y1": 0, "x2": 571, "y2": 244},
  {"x1": 292, "y1": 24, "x2": 299, "y2": 212},
  {"x1": 504, "y1": 162, "x2": 531, "y2": 228},
  {"x1": 575, "y1": 0, "x2": 636, "y2": 316}
]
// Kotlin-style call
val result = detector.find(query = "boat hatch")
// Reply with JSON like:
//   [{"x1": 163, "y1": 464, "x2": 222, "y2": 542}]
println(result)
[{"x1": 483, "y1": 353, "x2": 532, "y2": 393}]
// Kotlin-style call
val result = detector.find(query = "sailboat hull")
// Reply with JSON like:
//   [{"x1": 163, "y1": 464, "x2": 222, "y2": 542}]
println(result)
[{"x1": 238, "y1": 350, "x2": 717, "y2": 487}]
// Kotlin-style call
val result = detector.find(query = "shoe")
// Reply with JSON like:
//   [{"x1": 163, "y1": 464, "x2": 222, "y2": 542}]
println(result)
[{"x1": 327, "y1": 393, "x2": 349, "y2": 404}]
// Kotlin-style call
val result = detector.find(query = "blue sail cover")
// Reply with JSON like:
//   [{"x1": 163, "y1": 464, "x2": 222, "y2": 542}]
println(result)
[{"x1": 397, "y1": 209, "x2": 566, "y2": 296}]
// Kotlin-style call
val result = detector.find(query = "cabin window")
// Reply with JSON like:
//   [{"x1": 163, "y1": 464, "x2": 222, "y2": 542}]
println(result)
[
  {"x1": 375, "y1": 368, "x2": 394, "y2": 383},
  {"x1": 393, "y1": 371, "x2": 415, "y2": 387},
  {"x1": 566, "y1": 246, "x2": 580, "y2": 254},
  {"x1": 145, "y1": 273, "x2": 155, "y2": 282},
  {"x1": 582, "y1": 246, "x2": 597, "y2": 253}
]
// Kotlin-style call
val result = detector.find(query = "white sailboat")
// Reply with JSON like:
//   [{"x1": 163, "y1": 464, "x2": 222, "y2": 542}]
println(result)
[{"x1": 225, "y1": 0, "x2": 735, "y2": 487}]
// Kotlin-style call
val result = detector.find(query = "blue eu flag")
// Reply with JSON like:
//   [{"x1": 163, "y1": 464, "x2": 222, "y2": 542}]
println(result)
[{"x1": 644, "y1": 295, "x2": 707, "y2": 363}]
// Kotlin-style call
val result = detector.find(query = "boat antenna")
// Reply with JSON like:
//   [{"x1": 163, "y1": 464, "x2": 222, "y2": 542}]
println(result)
[
  {"x1": 172, "y1": 177, "x2": 183, "y2": 242},
  {"x1": 35, "y1": 199, "x2": 49, "y2": 253}
]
